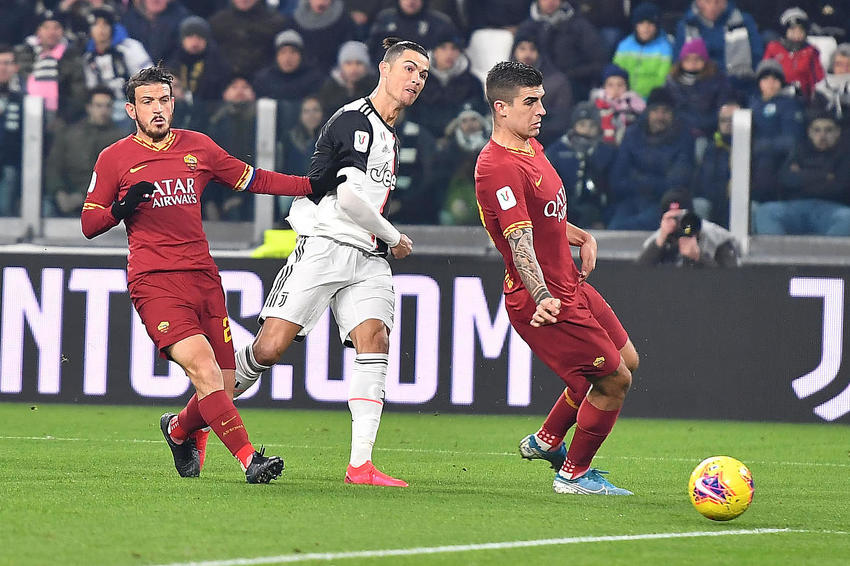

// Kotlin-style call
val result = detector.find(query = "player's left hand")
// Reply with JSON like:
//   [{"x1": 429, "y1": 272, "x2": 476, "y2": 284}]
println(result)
[{"x1": 578, "y1": 236, "x2": 597, "y2": 283}]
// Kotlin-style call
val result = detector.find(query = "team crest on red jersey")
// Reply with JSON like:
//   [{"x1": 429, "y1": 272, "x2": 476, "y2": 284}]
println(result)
[
  {"x1": 183, "y1": 154, "x2": 198, "y2": 170},
  {"x1": 157, "y1": 321, "x2": 170, "y2": 333}
]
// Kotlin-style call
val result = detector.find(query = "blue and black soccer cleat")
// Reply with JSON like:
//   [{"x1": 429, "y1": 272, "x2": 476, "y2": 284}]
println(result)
[
  {"x1": 553, "y1": 468, "x2": 633, "y2": 495},
  {"x1": 519, "y1": 433, "x2": 567, "y2": 470}
]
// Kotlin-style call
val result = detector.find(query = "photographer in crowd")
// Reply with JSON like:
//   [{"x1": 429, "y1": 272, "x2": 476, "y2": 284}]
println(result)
[{"x1": 637, "y1": 191, "x2": 740, "y2": 267}]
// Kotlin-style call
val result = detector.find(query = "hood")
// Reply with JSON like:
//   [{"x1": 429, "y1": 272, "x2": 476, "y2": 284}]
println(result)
[
  {"x1": 529, "y1": 1, "x2": 573, "y2": 25},
  {"x1": 428, "y1": 51, "x2": 470, "y2": 86},
  {"x1": 294, "y1": 0, "x2": 345, "y2": 30},
  {"x1": 687, "y1": 0, "x2": 736, "y2": 27}
]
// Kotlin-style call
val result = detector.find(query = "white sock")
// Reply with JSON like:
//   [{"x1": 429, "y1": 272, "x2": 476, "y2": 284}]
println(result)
[
  {"x1": 534, "y1": 430, "x2": 555, "y2": 451},
  {"x1": 348, "y1": 353, "x2": 388, "y2": 467},
  {"x1": 234, "y1": 344, "x2": 270, "y2": 398}
]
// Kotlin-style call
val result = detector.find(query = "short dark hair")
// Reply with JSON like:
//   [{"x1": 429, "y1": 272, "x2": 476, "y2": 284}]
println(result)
[
  {"x1": 125, "y1": 64, "x2": 173, "y2": 103},
  {"x1": 87, "y1": 85, "x2": 115, "y2": 103},
  {"x1": 485, "y1": 61, "x2": 543, "y2": 109},
  {"x1": 382, "y1": 36, "x2": 427, "y2": 63},
  {"x1": 0, "y1": 43, "x2": 14, "y2": 57}
]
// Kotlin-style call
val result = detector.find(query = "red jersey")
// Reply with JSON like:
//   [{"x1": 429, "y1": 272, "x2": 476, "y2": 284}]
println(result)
[
  {"x1": 475, "y1": 137, "x2": 580, "y2": 305},
  {"x1": 81, "y1": 129, "x2": 312, "y2": 282}
]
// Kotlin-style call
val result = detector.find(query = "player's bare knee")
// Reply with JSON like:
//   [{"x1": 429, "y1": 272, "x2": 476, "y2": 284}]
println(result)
[
  {"x1": 351, "y1": 322, "x2": 389, "y2": 353},
  {"x1": 252, "y1": 335, "x2": 286, "y2": 367},
  {"x1": 625, "y1": 350, "x2": 639, "y2": 373},
  {"x1": 596, "y1": 365, "x2": 631, "y2": 401},
  {"x1": 186, "y1": 357, "x2": 223, "y2": 394}
]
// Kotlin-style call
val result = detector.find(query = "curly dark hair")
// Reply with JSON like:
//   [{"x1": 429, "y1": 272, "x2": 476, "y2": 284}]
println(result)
[{"x1": 125, "y1": 64, "x2": 173, "y2": 103}]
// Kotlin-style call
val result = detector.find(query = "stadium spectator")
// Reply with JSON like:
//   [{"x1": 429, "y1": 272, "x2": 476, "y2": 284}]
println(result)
[
  {"x1": 81, "y1": 7, "x2": 153, "y2": 124},
  {"x1": 570, "y1": 0, "x2": 631, "y2": 57},
  {"x1": 545, "y1": 102, "x2": 616, "y2": 229},
  {"x1": 436, "y1": 108, "x2": 489, "y2": 225},
  {"x1": 693, "y1": 102, "x2": 740, "y2": 226},
  {"x1": 15, "y1": 9, "x2": 86, "y2": 122},
  {"x1": 607, "y1": 87, "x2": 695, "y2": 230},
  {"x1": 44, "y1": 86, "x2": 124, "y2": 218},
  {"x1": 753, "y1": 111, "x2": 850, "y2": 235},
  {"x1": 590, "y1": 63, "x2": 645, "y2": 146},
  {"x1": 410, "y1": 32, "x2": 487, "y2": 139},
  {"x1": 276, "y1": 95, "x2": 324, "y2": 218},
  {"x1": 316, "y1": 41, "x2": 374, "y2": 119},
  {"x1": 748, "y1": 58, "x2": 804, "y2": 205},
  {"x1": 638, "y1": 204, "x2": 741, "y2": 267},
  {"x1": 289, "y1": 0, "x2": 356, "y2": 73},
  {"x1": 762, "y1": 8, "x2": 825, "y2": 102},
  {"x1": 252, "y1": 30, "x2": 325, "y2": 103},
  {"x1": 203, "y1": 76, "x2": 257, "y2": 221},
  {"x1": 475, "y1": 61, "x2": 638, "y2": 497},
  {"x1": 0, "y1": 43, "x2": 22, "y2": 217},
  {"x1": 181, "y1": 0, "x2": 229, "y2": 19},
  {"x1": 165, "y1": 16, "x2": 230, "y2": 103},
  {"x1": 613, "y1": 2, "x2": 673, "y2": 99},
  {"x1": 58, "y1": 0, "x2": 127, "y2": 38},
  {"x1": 516, "y1": 0, "x2": 607, "y2": 100},
  {"x1": 387, "y1": 109, "x2": 439, "y2": 224},
  {"x1": 209, "y1": 0, "x2": 288, "y2": 79},
  {"x1": 755, "y1": 1, "x2": 849, "y2": 41},
  {"x1": 81, "y1": 65, "x2": 343, "y2": 482},
  {"x1": 813, "y1": 42, "x2": 850, "y2": 124},
  {"x1": 511, "y1": 33, "x2": 573, "y2": 145},
  {"x1": 122, "y1": 0, "x2": 191, "y2": 64},
  {"x1": 674, "y1": 0, "x2": 764, "y2": 91},
  {"x1": 665, "y1": 38, "x2": 735, "y2": 143},
  {"x1": 346, "y1": 0, "x2": 385, "y2": 39},
  {"x1": 367, "y1": 0, "x2": 458, "y2": 62},
  {"x1": 464, "y1": 0, "x2": 533, "y2": 31}
]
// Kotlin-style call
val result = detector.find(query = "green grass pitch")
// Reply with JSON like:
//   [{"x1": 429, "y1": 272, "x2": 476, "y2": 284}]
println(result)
[{"x1": 1, "y1": 403, "x2": 848, "y2": 566}]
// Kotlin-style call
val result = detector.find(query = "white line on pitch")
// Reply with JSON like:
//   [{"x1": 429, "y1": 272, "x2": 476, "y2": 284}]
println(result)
[
  {"x1": 2, "y1": 436, "x2": 849, "y2": 469},
  {"x1": 148, "y1": 528, "x2": 832, "y2": 566}
]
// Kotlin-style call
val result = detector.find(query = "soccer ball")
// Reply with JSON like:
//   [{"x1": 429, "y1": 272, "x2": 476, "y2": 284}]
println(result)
[{"x1": 688, "y1": 456, "x2": 754, "y2": 521}]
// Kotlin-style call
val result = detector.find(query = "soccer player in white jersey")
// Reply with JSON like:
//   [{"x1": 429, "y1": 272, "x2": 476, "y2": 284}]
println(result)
[{"x1": 233, "y1": 37, "x2": 429, "y2": 487}]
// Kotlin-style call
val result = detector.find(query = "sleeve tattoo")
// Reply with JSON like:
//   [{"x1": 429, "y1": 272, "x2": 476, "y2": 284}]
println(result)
[{"x1": 507, "y1": 227, "x2": 552, "y2": 304}]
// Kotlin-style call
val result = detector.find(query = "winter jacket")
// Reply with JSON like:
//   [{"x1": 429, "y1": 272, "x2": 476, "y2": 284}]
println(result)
[
  {"x1": 590, "y1": 88, "x2": 645, "y2": 145},
  {"x1": 748, "y1": 92, "x2": 804, "y2": 200},
  {"x1": 674, "y1": 1, "x2": 763, "y2": 79},
  {"x1": 122, "y1": 1, "x2": 191, "y2": 63},
  {"x1": 664, "y1": 63, "x2": 734, "y2": 138},
  {"x1": 409, "y1": 52, "x2": 487, "y2": 139},
  {"x1": 290, "y1": 0, "x2": 356, "y2": 72},
  {"x1": 209, "y1": 3, "x2": 289, "y2": 78},
  {"x1": 252, "y1": 62, "x2": 325, "y2": 102},
  {"x1": 367, "y1": 5, "x2": 458, "y2": 63},
  {"x1": 165, "y1": 42, "x2": 231, "y2": 102},
  {"x1": 813, "y1": 73, "x2": 850, "y2": 124},
  {"x1": 779, "y1": 136, "x2": 850, "y2": 205},
  {"x1": 763, "y1": 39, "x2": 824, "y2": 101},
  {"x1": 0, "y1": 87, "x2": 23, "y2": 168},
  {"x1": 82, "y1": 28, "x2": 153, "y2": 107},
  {"x1": 613, "y1": 33, "x2": 673, "y2": 99},
  {"x1": 465, "y1": 0, "x2": 533, "y2": 31},
  {"x1": 316, "y1": 70, "x2": 375, "y2": 120},
  {"x1": 694, "y1": 132, "x2": 732, "y2": 226}
]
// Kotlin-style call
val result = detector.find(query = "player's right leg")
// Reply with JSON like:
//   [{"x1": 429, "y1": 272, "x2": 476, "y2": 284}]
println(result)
[
  {"x1": 519, "y1": 383, "x2": 589, "y2": 470},
  {"x1": 168, "y1": 335, "x2": 283, "y2": 483},
  {"x1": 234, "y1": 317, "x2": 302, "y2": 397}
]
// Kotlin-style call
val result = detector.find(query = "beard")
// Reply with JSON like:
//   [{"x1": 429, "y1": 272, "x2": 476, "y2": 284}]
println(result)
[{"x1": 137, "y1": 115, "x2": 172, "y2": 142}]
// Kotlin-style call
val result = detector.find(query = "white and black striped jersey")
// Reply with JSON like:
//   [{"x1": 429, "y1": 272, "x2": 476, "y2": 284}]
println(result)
[{"x1": 294, "y1": 97, "x2": 399, "y2": 253}]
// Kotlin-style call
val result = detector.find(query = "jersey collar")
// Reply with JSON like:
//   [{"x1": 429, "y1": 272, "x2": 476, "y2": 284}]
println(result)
[{"x1": 132, "y1": 130, "x2": 176, "y2": 152}]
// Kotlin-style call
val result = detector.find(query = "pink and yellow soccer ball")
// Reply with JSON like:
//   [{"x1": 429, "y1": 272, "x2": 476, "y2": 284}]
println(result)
[{"x1": 688, "y1": 456, "x2": 754, "y2": 521}]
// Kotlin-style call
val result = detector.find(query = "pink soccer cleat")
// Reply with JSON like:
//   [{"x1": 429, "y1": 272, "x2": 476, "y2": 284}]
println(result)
[{"x1": 345, "y1": 461, "x2": 409, "y2": 487}]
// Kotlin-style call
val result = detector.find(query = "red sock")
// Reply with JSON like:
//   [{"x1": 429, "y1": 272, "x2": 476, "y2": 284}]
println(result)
[
  {"x1": 562, "y1": 398, "x2": 620, "y2": 479},
  {"x1": 169, "y1": 394, "x2": 207, "y2": 443},
  {"x1": 198, "y1": 390, "x2": 254, "y2": 468},
  {"x1": 536, "y1": 384, "x2": 589, "y2": 447}
]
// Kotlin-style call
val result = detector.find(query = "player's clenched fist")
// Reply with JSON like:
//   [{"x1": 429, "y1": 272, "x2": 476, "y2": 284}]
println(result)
[
  {"x1": 391, "y1": 234, "x2": 413, "y2": 259},
  {"x1": 112, "y1": 181, "x2": 154, "y2": 220},
  {"x1": 531, "y1": 297, "x2": 560, "y2": 327}
]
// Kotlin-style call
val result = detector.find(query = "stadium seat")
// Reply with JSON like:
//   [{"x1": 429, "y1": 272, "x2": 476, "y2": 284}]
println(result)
[
  {"x1": 466, "y1": 28, "x2": 515, "y2": 84},
  {"x1": 808, "y1": 35, "x2": 838, "y2": 72}
]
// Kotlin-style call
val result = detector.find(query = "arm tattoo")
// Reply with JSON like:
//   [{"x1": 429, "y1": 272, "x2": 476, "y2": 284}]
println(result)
[{"x1": 507, "y1": 227, "x2": 552, "y2": 304}]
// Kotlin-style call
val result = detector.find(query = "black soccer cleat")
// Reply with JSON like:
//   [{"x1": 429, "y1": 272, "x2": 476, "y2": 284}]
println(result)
[
  {"x1": 245, "y1": 446, "x2": 284, "y2": 484},
  {"x1": 159, "y1": 412, "x2": 200, "y2": 478}
]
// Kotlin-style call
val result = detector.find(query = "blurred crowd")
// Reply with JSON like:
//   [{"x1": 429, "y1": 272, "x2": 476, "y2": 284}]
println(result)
[{"x1": 2, "y1": 0, "x2": 850, "y2": 236}]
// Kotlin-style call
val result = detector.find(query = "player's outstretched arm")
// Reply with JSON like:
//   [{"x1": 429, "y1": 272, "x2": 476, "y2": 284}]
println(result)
[
  {"x1": 336, "y1": 167, "x2": 405, "y2": 251},
  {"x1": 565, "y1": 222, "x2": 597, "y2": 283},
  {"x1": 507, "y1": 227, "x2": 560, "y2": 326}
]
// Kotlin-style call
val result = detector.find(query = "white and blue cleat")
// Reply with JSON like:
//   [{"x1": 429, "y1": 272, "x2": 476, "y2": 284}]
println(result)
[
  {"x1": 519, "y1": 434, "x2": 567, "y2": 470},
  {"x1": 553, "y1": 468, "x2": 633, "y2": 495}
]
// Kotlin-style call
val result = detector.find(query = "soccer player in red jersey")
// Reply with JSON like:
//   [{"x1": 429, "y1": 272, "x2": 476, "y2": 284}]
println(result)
[
  {"x1": 475, "y1": 61, "x2": 639, "y2": 495},
  {"x1": 81, "y1": 65, "x2": 343, "y2": 483}
]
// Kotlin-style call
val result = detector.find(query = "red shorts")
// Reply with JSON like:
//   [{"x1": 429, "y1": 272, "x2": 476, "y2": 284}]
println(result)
[
  {"x1": 506, "y1": 282, "x2": 628, "y2": 392},
  {"x1": 128, "y1": 270, "x2": 235, "y2": 369}
]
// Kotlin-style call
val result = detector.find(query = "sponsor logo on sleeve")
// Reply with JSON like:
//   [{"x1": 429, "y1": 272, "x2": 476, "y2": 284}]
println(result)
[
  {"x1": 496, "y1": 186, "x2": 517, "y2": 210},
  {"x1": 354, "y1": 130, "x2": 370, "y2": 153}
]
